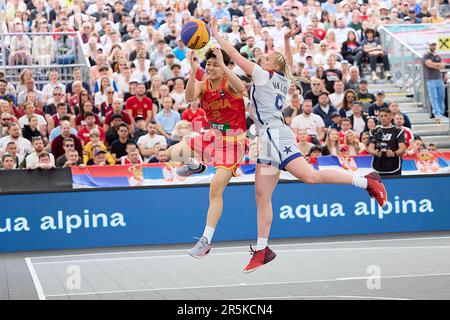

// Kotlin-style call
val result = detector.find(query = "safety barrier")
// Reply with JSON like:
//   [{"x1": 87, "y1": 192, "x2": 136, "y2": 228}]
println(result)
[{"x1": 0, "y1": 174, "x2": 449, "y2": 252}]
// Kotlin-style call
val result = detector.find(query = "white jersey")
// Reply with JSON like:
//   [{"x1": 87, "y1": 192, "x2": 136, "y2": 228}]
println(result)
[
  {"x1": 250, "y1": 65, "x2": 290, "y2": 132},
  {"x1": 250, "y1": 65, "x2": 303, "y2": 169}
]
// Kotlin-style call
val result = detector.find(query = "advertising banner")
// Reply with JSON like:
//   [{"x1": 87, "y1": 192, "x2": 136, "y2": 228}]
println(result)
[{"x1": 1, "y1": 175, "x2": 449, "y2": 252}]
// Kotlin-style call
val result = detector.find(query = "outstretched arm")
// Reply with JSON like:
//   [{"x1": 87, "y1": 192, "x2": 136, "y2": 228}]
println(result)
[
  {"x1": 284, "y1": 25, "x2": 300, "y2": 70},
  {"x1": 211, "y1": 46, "x2": 246, "y2": 93},
  {"x1": 210, "y1": 18, "x2": 256, "y2": 77}
]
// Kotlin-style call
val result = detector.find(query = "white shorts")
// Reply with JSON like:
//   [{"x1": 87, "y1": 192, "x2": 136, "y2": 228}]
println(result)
[{"x1": 257, "y1": 125, "x2": 303, "y2": 170}]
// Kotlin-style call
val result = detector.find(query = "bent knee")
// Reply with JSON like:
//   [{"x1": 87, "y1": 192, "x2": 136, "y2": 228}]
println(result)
[{"x1": 300, "y1": 173, "x2": 320, "y2": 185}]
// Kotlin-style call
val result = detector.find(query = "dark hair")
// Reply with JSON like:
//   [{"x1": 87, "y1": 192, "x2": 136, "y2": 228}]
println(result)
[
  {"x1": 342, "y1": 89, "x2": 357, "y2": 111},
  {"x1": 341, "y1": 118, "x2": 351, "y2": 123},
  {"x1": 38, "y1": 151, "x2": 50, "y2": 159},
  {"x1": 84, "y1": 111, "x2": 95, "y2": 118},
  {"x1": 379, "y1": 107, "x2": 391, "y2": 114},
  {"x1": 63, "y1": 137, "x2": 74, "y2": 144},
  {"x1": 1, "y1": 154, "x2": 12, "y2": 162},
  {"x1": 308, "y1": 145, "x2": 323, "y2": 155},
  {"x1": 118, "y1": 123, "x2": 129, "y2": 130},
  {"x1": 60, "y1": 115, "x2": 71, "y2": 122},
  {"x1": 204, "y1": 48, "x2": 230, "y2": 66},
  {"x1": 126, "y1": 141, "x2": 137, "y2": 148},
  {"x1": 32, "y1": 136, "x2": 44, "y2": 143},
  {"x1": 57, "y1": 102, "x2": 67, "y2": 108}
]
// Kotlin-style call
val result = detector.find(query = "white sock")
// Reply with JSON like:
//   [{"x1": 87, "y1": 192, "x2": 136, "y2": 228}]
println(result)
[
  {"x1": 256, "y1": 237, "x2": 268, "y2": 251},
  {"x1": 352, "y1": 176, "x2": 368, "y2": 189},
  {"x1": 202, "y1": 226, "x2": 215, "y2": 244},
  {"x1": 188, "y1": 158, "x2": 201, "y2": 170}
]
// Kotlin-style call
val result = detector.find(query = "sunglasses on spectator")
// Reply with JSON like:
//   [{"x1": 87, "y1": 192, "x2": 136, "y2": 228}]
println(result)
[
  {"x1": 54, "y1": 93, "x2": 62, "y2": 96},
  {"x1": 1, "y1": 118, "x2": 11, "y2": 121},
  {"x1": 321, "y1": 45, "x2": 327, "y2": 47},
  {"x1": 107, "y1": 91, "x2": 114, "y2": 94},
  {"x1": 81, "y1": 93, "x2": 88, "y2": 96},
  {"x1": 119, "y1": 129, "x2": 128, "y2": 133},
  {"x1": 65, "y1": 144, "x2": 74, "y2": 147},
  {"x1": 312, "y1": 83, "x2": 321, "y2": 86}
]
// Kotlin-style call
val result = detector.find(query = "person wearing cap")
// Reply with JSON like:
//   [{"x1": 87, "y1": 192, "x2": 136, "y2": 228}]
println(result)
[
  {"x1": 172, "y1": 37, "x2": 188, "y2": 61},
  {"x1": 407, "y1": 8, "x2": 422, "y2": 23},
  {"x1": 423, "y1": 40, "x2": 447, "y2": 120},
  {"x1": 368, "y1": 90, "x2": 389, "y2": 118},
  {"x1": 158, "y1": 53, "x2": 181, "y2": 83},
  {"x1": 357, "y1": 79, "x2": 375, "y2": 106},
  {"x1": 313, "y1": 91, "x2": 338, "y2": 128}
]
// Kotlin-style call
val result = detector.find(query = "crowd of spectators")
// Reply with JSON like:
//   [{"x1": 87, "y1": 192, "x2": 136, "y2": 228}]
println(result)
[{"x1": 0, "y1": 0, "x2": 448, "y2": 170}]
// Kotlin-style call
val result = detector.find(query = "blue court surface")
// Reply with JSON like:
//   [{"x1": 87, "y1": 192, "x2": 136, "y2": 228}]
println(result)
[{"x1": 2, "y1": 231, "x2": 450, "y2": 300}]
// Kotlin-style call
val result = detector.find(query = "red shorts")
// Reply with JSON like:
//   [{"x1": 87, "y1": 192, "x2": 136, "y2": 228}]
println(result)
[{"x1": 187, "y1": 129, "x2": 246, "y2": 176}]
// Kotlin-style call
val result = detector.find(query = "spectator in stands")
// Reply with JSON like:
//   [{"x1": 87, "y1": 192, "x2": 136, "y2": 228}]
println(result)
[
  {"x1": 0, "y1": 80, "x2": 17, "y2": 107},
  {"x1": 357, "y1": 79, "x2": 375, "y2": 106},
  {"x1": 148, "y1": 147, "x2": 169, "y2": 163},
  {"x1": 42, "y1": 70, "x2": 66, "y2": 104},
  {"x1": 282, "y1": 93, "x2": 302, "y2": 127},
  {"x1": 345, "y1": 130, "x2": 365, "y2": 155},
  {"x1": 303, "y1": 77, "x2": 322, "y2": 106},
  {"x1": 427, "y1": 143, "x2": 437, "y2": 152},
  {"x1": 77, "y1": 112, "x2": 106, "y2": 146},
  {"x1": 339, "y1": 89, "x2": 357, "y2": 118},
  {"x1": 22, "y1": 114, "x2": 43, "y2": 142},
  {"x1": 313, "y1": 92, "x2": 337, "y2": 128},
  {"x1": 110, "y1": 123, "x2": 134, "y2": 163},
  {"x1": 389, "y1": 102, "x2": 412, "y2": 129},
  {"x1": 291, "y1": 99, "x2": 325, "y2": 142},
  {"x1": 82, "y1": 129, "x2": 115, "y2": 165},
  {"x1": 104, "y1": 98, "x2": 133, "y2": 133},
  {"x1": 349, "y1": 101, "x2": 368, "y2": 135},
  {"x1": 66, "y1": 68, "x2": 91, "y2": 98},
  {"x1": 429, "y1": 7, "x2": 445, "y2": 23},
  {"x1": 341, "y1": 31, "x2": 362, "y2": 71},
  {"x1": 329, "y1": 80, "x2": 345, "y2": 109},
  {"x1": 44, "y1": 87, "x2": 65, "y2": 119},
  {"x1": 406, "y1": 138, "x2": 425, "y2": 156},
  {"x1": 314, "y1": 40, "x2": 331, "y2": 66},
  {"x1": 36, "y1": 151, "x2": 55, "y2": 169},
  {"x1": 344, "y1": 66, "x2": 360, "y2": 91},
  {"x1": 17, "y1": 79, "x2": 45, "y2": 110},
  {"x1": 0, "y1": 154, "x2": 15, "y2": 170},
  {"x1": 105, "y1": 114, "x2": 123, "y2": 146},
  {"x1": 18, "y1": 102, "x2": 47, "y2": 135},
  {"x1": 56, "y1": 138, "x2": 78, "y2": 167},
  {"x1": 0, "y1": 122, "x2": 32, "y2": 158},
  {"x1": 121, "y1": 142, "x2": 144, "y2": 165},
  {"x1": 322, "y1": 128, "x2": 340, "y2": 156},
  {"x1": 423, "y1": 39, "x2": 447, "y2": 120},
  {"x1": 51, "y1": 120, "x2": 83, "y2": 159},
  {"x1": 394, "y1": 113, "x2": 415, "y2": 151},
  {"x1": 362, "y1": 28, "x2": 392, "y2": 81},
  {"x1": 8, "y1": 21, "x2": 32, "y2": 66},
  {"x1": 125, "y1": 82, "x2": 153, "y2": 123},
  {"x1": 137, "y1": 120, "x2": 168, "y2": 162},
  {"x1": 3, "y1": 141, "x2": 24, "y2": 168},
  {"x1": 75, "y1": 101, "x2": 100, "y2": 131},
  {"x1": 155, "y1": 97, "x2": 181, "y2": 141},
  {"x1": 0, "y1": 112, "x2": 13, "y2": 138},
  {"x1": 88, "y1": 149, "x2": 108, "y2": 166},
  {"x1": 321, "y1": 54, "x2": 342, "y2": 94},
  {"x1": 54, "y1": 22, "x2": 76, "y2": 65},
  {"x1": 26, "y1": 136, "x2": 55, "y2": 169},
  {"x1": 182, "y1": 99, "x2": 207, "y2": 125},
  {"x1": 297, "y1": 128, "x2": 315, "y2": 156},
  {"x1": 369, "y1": 90, "x2": 389, "y2": 118}
]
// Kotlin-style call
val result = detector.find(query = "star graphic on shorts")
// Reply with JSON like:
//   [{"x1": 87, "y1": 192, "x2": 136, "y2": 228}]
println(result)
[{"x1": 283, "y1": 146, "x2": 292, "y2": 154}]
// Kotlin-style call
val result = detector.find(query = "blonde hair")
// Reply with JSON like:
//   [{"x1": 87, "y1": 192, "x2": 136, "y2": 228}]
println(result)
[
  {"x1": 325, "y1": 128, "x2": 340, "y2": 155},
  {"x1": 345, "y1": 131, "x2": 361, "y2": 154},
  {"x1": 272, "y1": 51, "x2": 308, "y2": 96}
]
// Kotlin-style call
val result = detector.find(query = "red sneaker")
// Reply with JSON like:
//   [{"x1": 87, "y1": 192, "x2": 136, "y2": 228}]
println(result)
[
  {"x1": 365, "y1": 171, "x2": 388, "y2": 207},
  {"x1": 243, "y1": 245, "x2": 276, "y2": 273}
]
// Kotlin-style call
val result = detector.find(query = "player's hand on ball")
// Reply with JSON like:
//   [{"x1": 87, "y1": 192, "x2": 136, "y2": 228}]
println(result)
[{"x1": 209, "y1": 17, "x2": 219, "y2": 37}]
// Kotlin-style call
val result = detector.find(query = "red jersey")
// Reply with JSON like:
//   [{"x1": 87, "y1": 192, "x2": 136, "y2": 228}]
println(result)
[
  {"x1": 125, "y1": 96, "x2": 153, "y2": 119},
  {"x1": 78, "y1": 125, "x2": 106, "y2": 144},
  {"x1": 403, "y1": 126, "x2": 414, "y2": 149},
  {"x1": 104, "y1": 110, "x2": 132, "y2": 126},
  {"x1": 201, "y1": 76, "x2": 246, "y2": 135},
  {"x1": 182, "y1": 107, "x2": 207, "y2": 122}
]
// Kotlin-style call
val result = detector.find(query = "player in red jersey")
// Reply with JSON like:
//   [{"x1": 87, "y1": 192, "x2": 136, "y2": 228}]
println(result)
[{"x1": 164, "y1": 48, "x2": 247, "y2": 258}]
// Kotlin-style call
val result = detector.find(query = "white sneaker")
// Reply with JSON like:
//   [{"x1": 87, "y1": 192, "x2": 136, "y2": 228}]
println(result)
[
  {"x1": 371, "y1": 72, "x2": 378, "y2": 81},
  {"x1": 385, "y1": 71, "x2": 392, "y2": 80}
]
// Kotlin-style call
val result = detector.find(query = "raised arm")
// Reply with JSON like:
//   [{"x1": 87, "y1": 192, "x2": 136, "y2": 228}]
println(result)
[
  {"x1": 210, "y1": 18, "x2": 256, "y2": 77},
  {"x1": 185, "y1": 51, "x2": 204, "y2": 102},
  {"x1": 283, "y1": 25, "x2": 301, "y2": 70},
  {"x1": 210, "y1": 46, "x2": 246, "y2": 93}
]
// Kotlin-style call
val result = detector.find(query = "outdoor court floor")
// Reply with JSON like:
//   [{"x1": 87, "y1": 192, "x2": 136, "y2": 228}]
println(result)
[{"x1": 2, "y1": 231, "x2": 450, "y2": 300}]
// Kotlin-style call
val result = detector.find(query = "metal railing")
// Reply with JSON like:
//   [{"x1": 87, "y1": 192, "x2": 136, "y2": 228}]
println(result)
[
  {"x1": 379, "y1": 25, "x2": 428, "y2": 110},
  {"x1": 0, "y1": 32, "x2": 90, "y2": 90}
]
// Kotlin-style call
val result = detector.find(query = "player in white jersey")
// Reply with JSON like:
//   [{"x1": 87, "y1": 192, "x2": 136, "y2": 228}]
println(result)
[{"x1": 210, "y1": 19, "x2": 388, "y2": 273}]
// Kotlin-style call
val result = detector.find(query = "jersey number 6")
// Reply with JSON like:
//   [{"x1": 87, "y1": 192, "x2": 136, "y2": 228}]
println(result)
[{"x1": 275, "y1": 94, "x2": 283, "y2": 110}]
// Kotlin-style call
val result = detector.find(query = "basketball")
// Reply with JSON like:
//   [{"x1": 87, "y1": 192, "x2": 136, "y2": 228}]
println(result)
[{"x1": 181, "y1": 19, "x2": 210, "y2": 50}]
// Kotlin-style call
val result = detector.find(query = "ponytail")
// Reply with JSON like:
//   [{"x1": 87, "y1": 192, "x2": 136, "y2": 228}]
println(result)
[{"x1": 273, "y1": 51, "x2": 309, "y2": 96}]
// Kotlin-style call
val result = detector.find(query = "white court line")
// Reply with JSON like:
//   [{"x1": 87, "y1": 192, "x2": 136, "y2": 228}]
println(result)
[
  {"x1": 30, "y1": 245, "x2": 450, "y2": 265},
  {"x1": 28, "y1": 235, "x2": 450, "y2": 261},
  {"x1": 43, "y1": 272, "x2": 450, "y2": 298},
  {"x1": 233, "y1": 295, "x2": 410, "y2": 301},
  {"x1": 25, "y1": 258, "x2": 46, "y2": 301}
]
